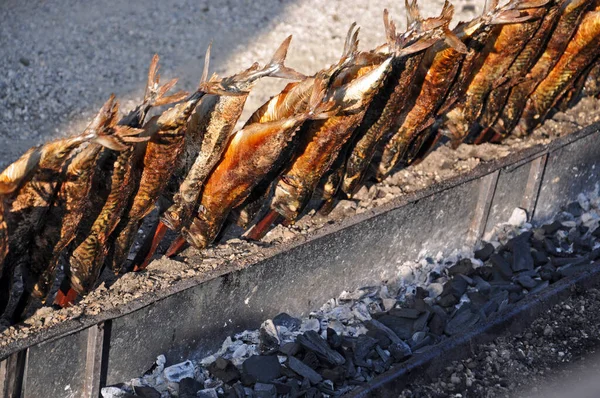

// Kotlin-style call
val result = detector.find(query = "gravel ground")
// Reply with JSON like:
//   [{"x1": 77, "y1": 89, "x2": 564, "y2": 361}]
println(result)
[
  {"x1": 399, "y1": 288, "x2": 600, "y2": 398},
  {"x1": 0, "y1": 0, "x2": 481, "y2": 169}
]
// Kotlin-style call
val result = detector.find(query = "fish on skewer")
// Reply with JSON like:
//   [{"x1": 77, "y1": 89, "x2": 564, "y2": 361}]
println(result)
[
  {"x1": 443, "y1": 0, "x2": 552, "y2": 144},
  {"x1": 31, "y1": 55, "x2": 185, "y2": 307},
  {"x1": 515, "y1": 2, "x2": 600, "y2": 134},
  {"x1": 341, "y1": 0, "x2": 457, "y2": 196},
  {"x1": 476, "y1": 0, "x2": 565, "y2": 143},
  {"x1": 257, "y1": 39, "x2": 394, "y2": 231},
  {"x1": 493, "y1": 0, "x2": 591, "y2": 136},
  {"x1": 104, "y1": 45, "x2": 247, "y2": 278},
  {"x1": 136, "y1": 37, "x2": 305, "y2": 270},
  {"x1": 169, "y1": 78, "x2": 337, "y2": 253},
  {"x1": 208, "y1": 25, "x2": 365, "y2": 241},
  {"x1": 0, "y1": 101, "x2": 141, "y2": 317}
]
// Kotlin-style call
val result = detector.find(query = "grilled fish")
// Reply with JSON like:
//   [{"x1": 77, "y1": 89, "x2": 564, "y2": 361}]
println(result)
[
  {"x1": 495, "y1": 0, "x2": 591, "y2": 136},
  {"x1": 516, "y1": 2, "x2": 600, "y2": 133},
  {"x1": 342, "y1": 0, "x2": 455, "y2": 196}
]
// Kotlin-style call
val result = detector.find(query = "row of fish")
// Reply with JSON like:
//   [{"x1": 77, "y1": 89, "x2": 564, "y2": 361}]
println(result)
[{"x1": 1, "y1": 0, "x2": 599, "y2": 323}]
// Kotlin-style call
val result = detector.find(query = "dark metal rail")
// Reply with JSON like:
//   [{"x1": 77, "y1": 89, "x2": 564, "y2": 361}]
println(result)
[{"x1": 1, "y1": 123, "x2": 599, "y2": 397}]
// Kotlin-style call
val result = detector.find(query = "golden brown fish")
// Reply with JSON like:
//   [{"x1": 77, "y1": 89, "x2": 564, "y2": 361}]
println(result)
[
  {"x1": 444, "y1": 0, "x2": 552, "y2": 143},
  {"x1": 106, "y1": 45, "x2": 246, "y2": 273},
  {"x1": 342, "y1": 1, "x2": 456, "y2": 196},
  {"x1": 0, "y1": 98, "x2": 138, "y2": 316},
  {"x1": 173, "y1": 79, "x2": 336, "y2": 252},
  {"x1": 494, "y1": 0, "x2": 591, "y2": 136},
  {"x1": 516, "y1": 2, "x2": 600, "y2": 134}
]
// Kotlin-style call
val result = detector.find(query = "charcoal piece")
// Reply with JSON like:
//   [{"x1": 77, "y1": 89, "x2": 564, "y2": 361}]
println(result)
[
  {"x1": 375, "y1": 345, "x2": 391, "y2": 363},
  {"x1": 389, "y1": 308, "x2": 421, "y2": 319},
  {"x1": 321, "y1": 366, "x2": 346, "y2": 383},
  {"x1": 509, "y1": 291, "x2": 524, "y2": 303},
  {"x1": 544, "y1": 238, "x2": 559, "y2": 255},
  {"x1": 490, "y1": 254, "x2": 513, "y2": 279},
  {"x1": 225, "y1": 383, "x2": 245, "y2": 398},
  {"x1": 344, "y1": 350, "x2": 357, "y2": 378},
  {"x1": 179, "y1": 378, "x2": 204, "y2": 398},
  {"x1": 551, "y1": 256, "x2": 581, "y2": 267},
  {"x1": 473, "y1": 276, "x2": 491, "y2": 295},
  {"x1": 271, "y1": 381, "x2": 293, "y2": 395},
  {"x1": 474, "y1": 243, "x2": 495, "y2": 261},
  {"x1": 542, "y1": 220, "x2": 563, "y2": 235},
  {"x1": 279, "y1": 342, "x2": 301, "y2": 356},
  {"x1": 297, "y1": 331, "x2": 345, "y2": 366},
  {"x1": 364, "y1": 318, "x2": 403, "y2": 344},
  {"x1": 287, "y1": 356, "x2": 323, "y2": 385},
  {"x1": 366, "y1": 329, "x2": 391, "y2": 349},
  {"x1": 444, "y1": 310, "x2": 480, "y2": 336},
  {"x1": 558, "y1": 263, "x2": 592, "y2": 278},
  {"x1": 529, "y1": 280, "x2": 550, "y2": 295},
  {"x1": 242, "y1": 355, "x2": 282, "y2": 383},
  {"x1": 305, "y1": 387, "x2": 320, "y2": 398},
  {"x1": 592, "y1": 226, "x2": 600, "y2": 238},
  {"x1": 372, "y1": 360, "x2": 386, "y2": 374},
  {"x1": 490, "y1": 281, "x2": 522, "y2": 294},
  {"x1": 438, "y1": 293, "x2": 459, "y2": 307},
  {"x1": 579, "y1": 225, "x2": 590, "y2": 235},
  {"x1": 428, "y1": 312, "x2": 447, "y2": 336},
  {"x1": 375, "y1": 315, "x2": 413, "y2": 340},
  {"x1": 539, "y1": 265, "x2": 556, "y2": 281},
  {"x1": 574, "y1": 237, "x2": 593, "y2": 253},
  {"x1": 353, "y1": 335, "x2": 378, "y2": 361},
  {"x1": 531, "y1": 250, "x2": 549, "y2": 266},
  {"x1": 510, "y1": 234, "x2": 534, "y2": 272},
  {"x1": 566, "y1": 202, "x2": 583, "y2": 217},
  {"x1": 273, "y1": 313, "x2": 302, "y2": 331},
  {"x1": 443, "y1": 277, "x2": 468, "y2": 298},
  {"x1": 412, "y1": 311, "x2": 430, "y2": 332},
  {"x1": 327, "y1": 328, "x2": 343, "y2": 349},
  {"x1": 208, "y1": 358, "x2": 241, "y2": 384},
  {"x1": 415, "y1": 286, "x2": 429, "y2": 299},
  {"x1": 134, "y1": 386, "x2": 161, "y2": 398},
  {"x1": 303, "y1": 351, "x2": 320, "y2": 369},
  {"x1": 388, "y1": 341, "x2": 412, "y2": 361},
  {"x1": 254, "y1": 383, "x2": 277, "y2": 398},
  {"x1": 532, "y1": 228, "x2": 546, "y2": 242},
  {"x1": 448, "y1": 258, "x2": 475, "y2": 276},
  {"x1": 473, "y1": 265, "x2": 493, "y2": 281}
]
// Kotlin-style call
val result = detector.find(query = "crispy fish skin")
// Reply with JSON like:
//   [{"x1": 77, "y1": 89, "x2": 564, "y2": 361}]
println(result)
[
  {"x1": 342, "y1": 2, "x2": 454, "y2": 196},
  {"x1": 445, "y1": 4, "x2": 549, "y2": 142},
  {"x1": 182, "y1": 82, "x2": 333, "y2": 250},
  {"x1": 68, "y1": 134, "x2": 141, "y2": 293},
  {"x1": 516, "y1": 4, "x2": 600, "y2": 134},
  {"x1": 496, "y1": 0, "x2": 591, "y2": 135},
  {"x1": 162, "y1": 36, "x2": 304, "y2": 232},
  {"x1": 0, "y1": 105, "x2": 131, "y2": 314},
  {"x1": 377, "y1": 23, "x2": 470, "y2": 178},
  {"x1": 478, "y1": 1, "x2": 560, "y2": 138},
  {"x1": 271, "y1": 56, "x2": 393, "y2": 220}
]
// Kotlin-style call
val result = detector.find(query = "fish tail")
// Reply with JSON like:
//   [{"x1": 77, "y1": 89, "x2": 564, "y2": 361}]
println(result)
[
  {"x1": 306, "y1": 77, "x2": 339, "y2": 120},
  {"x1": 144, "y1": 54, "x2": 188, "y2": 107},
  {"x1": 262, "y1": 35, "x2": 306, "y2": 80}
]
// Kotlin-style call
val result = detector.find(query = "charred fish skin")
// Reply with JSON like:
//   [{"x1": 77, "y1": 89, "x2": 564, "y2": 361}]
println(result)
[
  {"x1": 162, "y1": 36, "x2": 305, "y2": 233},
  {"x1": 182, "y1": 80, "x2": 335, "y2": 250},
  {"x1": 107, "y1": 46, "x2": 245, "y2": 272},
  {"x1": 342, "y1": 1, "x2": 453, "y2": 196},
  {"x1": 497, "y1": 0, "x2": 591, "y2": 135},
  {"x1": 478, "y1": 1, "x2": 561, "y2": 140},
  {"x1": 516, "y1": 3, "x2": 600, "y2": 134},
  {"x1": 445, "y1": 1, "x2": 552, "y2": 143},
  {"x1": 271, "y1": 54, "x2": 394, "y2": 221},
  {"x1": 0, "y1": 97, "x2": 133, "y2": 315},
  {"x1": 377, "y1": 9, "x2": 473, "y2": 179}
]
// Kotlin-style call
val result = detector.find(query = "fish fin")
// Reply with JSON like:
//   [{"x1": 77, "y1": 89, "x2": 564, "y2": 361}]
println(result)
[
  {"x1": 199, "y1": 42, "x2": 212, "y2": 86},
  {"x1": 484, "y1": 0, "x2": 500, "y2": 14},
  {"x1": 262, "y1": 35, "x2": 306, "y2": 80},
  {"x1": 341, "y1": 22, "x2": 360, "y2": 60},
  {"x1": 307, "y1": 77, "x2": 339, "y2": 119},
  {"x1": 491, "y1": 9, "x2": 533, "y2": 24},
  {"x1": 383, "y1": 9, "x2": 397, "y2": 49},
  {"x1": 399, "y1": 36, "x2": 440, "y2": 55},
  {"x1": 421, "y1": 0, "x2": 453, "y2": 31},
  {"x1": 143, "y1": 56, "x2": 187, "y2": 108},
  {"x1": 512, "y1": 0, "x2": 551, "y2": 10},
  {"x1": 405, "y1": 0, "x2": 421, "y2": 26},
  {"x1": 444, "y1": 28, "x2": 468, "y2": 54}
]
